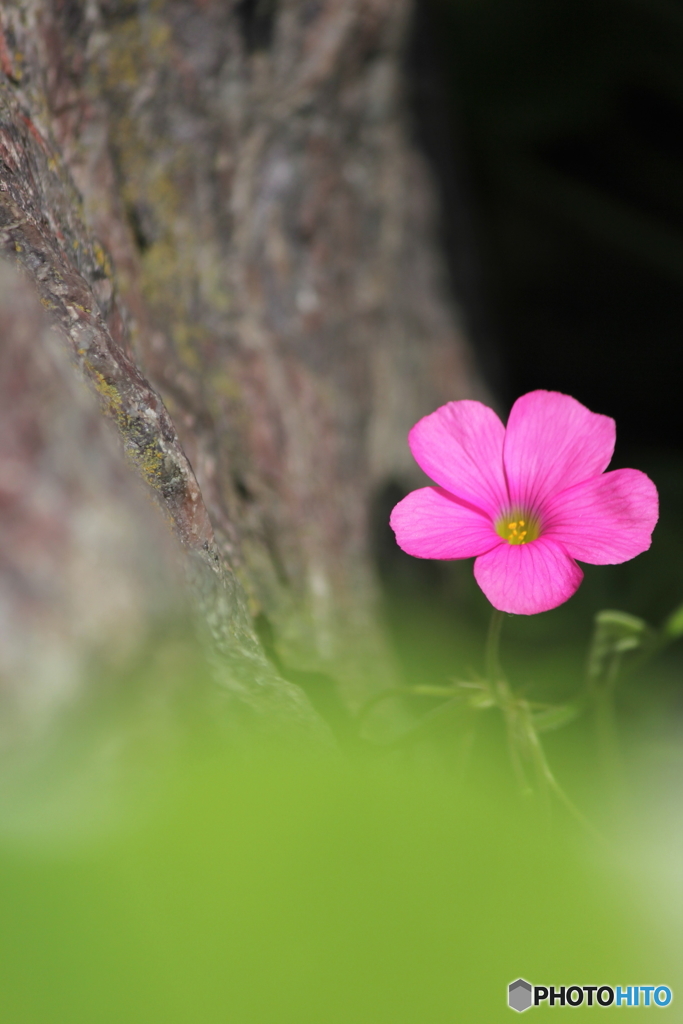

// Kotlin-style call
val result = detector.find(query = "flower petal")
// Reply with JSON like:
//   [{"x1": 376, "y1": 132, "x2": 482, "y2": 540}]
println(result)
[
  {"x1": 503, "y1": 391, "x2": 616, "y2": 513},
  {"x1": 473, "y1": 537, "x2": 583, "y2": 614},
  {"x1": 390, "y1": 487, "x2": 502, "y2": 559},
  {"x1": 408, "y1": 401, "x2": 508, "y2": 519},
  {"x1": 542, "y1": 468, "x2": 658, "y2": 564}
]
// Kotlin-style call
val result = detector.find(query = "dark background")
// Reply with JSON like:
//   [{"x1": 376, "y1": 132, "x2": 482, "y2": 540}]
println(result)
[
  {"x1": 410, "y1": 0, "x2": 683, "y2": 453},
  {"x1": 374, "y1": 0, "x2": 683, "y2": 742}
]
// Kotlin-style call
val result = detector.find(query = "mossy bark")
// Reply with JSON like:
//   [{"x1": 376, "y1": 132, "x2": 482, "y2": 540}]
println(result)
[{"x1": 0, "y1": 0, "x2": 486, "y2": 717}]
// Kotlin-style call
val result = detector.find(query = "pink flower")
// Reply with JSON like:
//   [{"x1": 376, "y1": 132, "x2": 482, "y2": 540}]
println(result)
[{"x1": 390, "y1": 391, "x2": 659, "y2": 614}]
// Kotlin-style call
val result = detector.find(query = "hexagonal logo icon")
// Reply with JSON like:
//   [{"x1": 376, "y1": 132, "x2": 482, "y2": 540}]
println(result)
[{"x1": 508, "y1": 978, "x2": 533, "y2": 1012}]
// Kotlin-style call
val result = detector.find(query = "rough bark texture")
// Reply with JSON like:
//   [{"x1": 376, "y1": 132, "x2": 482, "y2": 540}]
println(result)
[
  {"x1": 0, "y1": 0, "x2": 486, "y2": 716},
  {"x1": 0, "y1": 261, "x2": 179, "y2": 738},
  {"x1": 0, "y1": 263, "x2": 324, "y2": 745}
]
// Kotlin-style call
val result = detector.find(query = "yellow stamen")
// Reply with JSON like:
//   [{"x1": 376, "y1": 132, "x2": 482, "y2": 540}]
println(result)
[{"x1": 496, "y1": 511, "x2": 540, "y2": 545}]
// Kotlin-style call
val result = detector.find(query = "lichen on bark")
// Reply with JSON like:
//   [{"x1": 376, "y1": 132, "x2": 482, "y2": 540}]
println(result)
[{"x1": 0, "y1": 0, "x2": 487, "y2": 723}]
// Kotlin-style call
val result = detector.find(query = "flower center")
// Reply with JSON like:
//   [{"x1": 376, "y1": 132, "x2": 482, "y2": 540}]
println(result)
[{"x1": 495, "y1": 511, "x2": 541, "y2": 545}]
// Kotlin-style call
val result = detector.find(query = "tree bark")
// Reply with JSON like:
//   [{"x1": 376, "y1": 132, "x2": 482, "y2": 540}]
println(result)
[{"x1": 0, "y1": 0, "x2": 487, "y2": 721}]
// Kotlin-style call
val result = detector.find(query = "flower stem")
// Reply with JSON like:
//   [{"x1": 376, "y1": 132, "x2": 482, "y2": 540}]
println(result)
[
  {"x1": 520, "y1": 702, "x2": 606, "y2": 844},
  {"x1": 485, "y1": 609, "x2": 529, "y2": 793},
  {"x1": 593, "y1": 661, "x2": 622, "y2": 791},
  {"x1": 485, "y1": 608, "x2": 505, "y2": 687},
  {"x1": 484, "y1": 609, "x2": 601, "y2": 838}
]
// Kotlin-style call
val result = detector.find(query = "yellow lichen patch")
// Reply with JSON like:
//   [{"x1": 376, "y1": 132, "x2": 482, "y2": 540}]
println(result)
[
  {"x1": 92, "y1": 241, "x2": 112, "y2": 278},
  {"x1": 89, "y1": 366, "x2": 126, "y2": 425},
  {"x1": 129, "y1": 441, "x2": 165, "y2": 487},
  {"x1": 90, "y1": 10, "x2": 231, "y2": 380},
  {"x1": 135, "y1": 219, "x2": 204, "y2": 370},
  {"x1": 88, "y1": 364, "x2": 168, "y2": 493},
  {"x1": 170, "y1": 321, "x2": 202, "y2": 371},
  {"x1": 197, "y1": 241, "x2": 232, "y2": 314},
  {"x1": 101, "y1": 16, "x2": 171, "y2": 95},
  {"x1": 209, "y1": 370, "x2": 243, "y2": 402}
]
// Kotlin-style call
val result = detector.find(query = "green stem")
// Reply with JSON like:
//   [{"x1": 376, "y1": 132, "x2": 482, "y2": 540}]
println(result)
[
  {"x1": 485, "y1": 609, "x2": 529, "y2": 793},
  {"x1": 485, "y1": 608, "x2": 505, "y2": 687},
  {"x1": 483, "y1": 609, "x2": 603, "y2": 839},
  {"x1": 593, "y1": 660, "x2": 622, "y2": 790},
  {"x1": 499, "y1": 681, "x2": 530, "y2": 795},
  {"x1": 521, "y1": 704, "x2": 606, "y2": 844}
]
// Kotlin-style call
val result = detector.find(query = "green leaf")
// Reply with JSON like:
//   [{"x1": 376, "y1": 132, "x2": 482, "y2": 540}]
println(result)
[
  {"x1": 663, "y1": 602, "x2": 683, "y2": 639},
  {"x1": 587, "y1": 609, "x2": 652, "y2": 682},
  {"x1": 531, "y1": 703, "x2": 581, "y2": 733},
  {"x1": 409, "y1": 685, "x2": 460, "y2": 698}
]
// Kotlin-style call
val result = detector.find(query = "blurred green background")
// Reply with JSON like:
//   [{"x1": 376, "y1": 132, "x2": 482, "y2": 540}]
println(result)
[{"x1": 0, "y1": 740, "x2": 679, "y2": 1022}]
